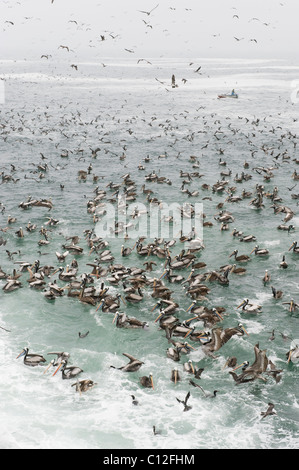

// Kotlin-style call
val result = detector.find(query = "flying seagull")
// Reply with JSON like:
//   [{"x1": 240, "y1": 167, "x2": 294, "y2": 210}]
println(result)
[{"x1": 138, "y1": 4, "x2": 159, "y2": 16}]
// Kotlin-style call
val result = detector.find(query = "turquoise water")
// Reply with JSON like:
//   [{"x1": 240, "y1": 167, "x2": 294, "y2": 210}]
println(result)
[{"x1": 0, "y1": 58, "x2": 298, "y2": 449}]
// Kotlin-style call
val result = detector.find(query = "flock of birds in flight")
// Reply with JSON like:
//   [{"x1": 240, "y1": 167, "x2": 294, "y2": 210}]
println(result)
[{"x1": 0, "y1": 1, "x2": 297, "y2": 437}]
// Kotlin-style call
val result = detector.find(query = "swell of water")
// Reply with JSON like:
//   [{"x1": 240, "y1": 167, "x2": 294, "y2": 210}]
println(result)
[{"x1": 0, "y1": 58, "x2": 298, "y2": 449}]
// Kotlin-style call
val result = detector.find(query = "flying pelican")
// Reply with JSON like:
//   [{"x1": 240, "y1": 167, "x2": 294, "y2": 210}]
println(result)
[
  {"x1": 229, "y1": 343, "x2": 269, "y2": 384},
  {"x1": 110, "y1": 353, "x2": 144, "y2": 372},
  {"x1": 202, "y1": 324, "x2": 248, "y2": 357}
]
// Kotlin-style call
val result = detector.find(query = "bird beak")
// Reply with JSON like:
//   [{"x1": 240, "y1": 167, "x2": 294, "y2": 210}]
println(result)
[
  {"x1": 183, "y1": 329, "x2": 192, "y2": 339},
  {"x1": 16, "y1": 348, "x2": 25, "y2": 359},
  {"x1": 52, "y1": 363, "x2": 63, "y2": 376},
  {"x1": 214, "y1": 310, "x2": 223, "y2": 320},
  {"x1": 186, "y1": 343, "x2": 196, "y2": 350},
  {"x1": 250, "y1": 248, "x2": 255, "y2": 254},
  {"x1": 186, "y1": 302, "x2": 194, "y2": 312},
  {"x1": 43, "y1": 362, "x2": 53, "y2": 374},
  {"x1": 151, "y1": 303, "x2": 159, "y2": 312},
  {"x1": 174, "y1": 370, "x2": 178, "y2": 384},
  {"x1": 232, "y1": 362, "x2": 246, "y2": 371},
  {"x1": 121, "y1": 296, "x2": 126, "y2": 306},
  {"x1": 240, "y1": 324, "x2": 249, "y2": 335},
  {"x1": 112, "y1": 313, "x2": 118, "y2": 324},
  {"x1": 287, "y1": 350, "x2": 292, "y2": 363},
  {"x1": 190, "y1": 362, "x2": 195, "y2": 374},
  {"x1": 51, "y1": 269, "x2": 59, "y2": 277},
  {"x1": 288, "y1": 242, "x2": 295, "y2": 251},
  {"x1": 159, "y1": 271, "x2": 166, "y2": 280},
  {"x1": 151, "y1": 375, "x2": 154, "y2": 389},
  {"x1": 154, "y1": 312, "x2": 163, "y2": 323},
  {"x1": 290, "y1": 300, "x2": 294, "y2": 312},
  {"x1": 237, "y1": 300, "x2": 245, "y2": 309},
  {"x1": 95, "y1": 301, "x2": 103, "y2": 312},
  {"x1": 229, "y1": 252, "x2": 234, "y2": 258}
]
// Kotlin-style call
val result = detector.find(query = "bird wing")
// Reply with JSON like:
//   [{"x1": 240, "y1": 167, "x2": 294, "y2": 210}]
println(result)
[{"x1": 122, "y1": 353, "x2": 139, "y2": 363}]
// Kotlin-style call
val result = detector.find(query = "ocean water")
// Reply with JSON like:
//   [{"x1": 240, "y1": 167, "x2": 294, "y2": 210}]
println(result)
[{"x1": 0, "y1": 57, "x2": 298, "y2": 449}]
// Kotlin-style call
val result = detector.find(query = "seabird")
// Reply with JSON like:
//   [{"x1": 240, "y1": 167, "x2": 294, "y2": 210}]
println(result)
[
  {"x1": 176, "y1": 391, "x2": 192, "y2": 412},
  {"x1": 139, "y1": 372, "x2": 154, "y2": 388},
  {"x1": 16, "y1": 348, "x2": 46, "y2": 367},
  {"x1": 110, "y1": 353, "x2": 144, "y2": 372},
  {"x1": 261, "y1": 403, "x2": 276, "y2": 419}
]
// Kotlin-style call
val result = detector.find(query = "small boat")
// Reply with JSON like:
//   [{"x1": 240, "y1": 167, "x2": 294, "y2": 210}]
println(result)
[{"x1": 218, "y1": 92, "x2": 238, "y2": 99}]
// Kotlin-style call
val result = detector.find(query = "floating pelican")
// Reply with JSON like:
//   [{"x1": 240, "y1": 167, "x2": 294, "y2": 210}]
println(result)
[
  {"x1": 237, "y1": 299, "x2": 262, "y2": 314},
  {"x1": 171, "y1": 367, "x2": 181, "y2": 384},
  {"x1": 52, "y1": 360, "x2": 83, "y2": 379},
  {"x1": 229, "y1": 250, "x2": 251, "y2": 263},
  {"x1": 139, "y1": 372, "x2": 154, "y2": 388},
  {"x1": 16, "y1": 347, "x2": 46, "y2": 367},
  {"x1": 288, "y1": 241, "x2": 299, "y2": 253},
  {"x1": 286, "y1": 344, "x2": 299, "y2": 363},
  {"x1": 250, "y1": 245, "x2": 269, "y2": 256}
]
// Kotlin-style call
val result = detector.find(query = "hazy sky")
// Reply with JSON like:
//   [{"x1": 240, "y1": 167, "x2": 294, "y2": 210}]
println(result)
[{"x1": 0, "y1": 0, "x2": 298, "y2": 60}]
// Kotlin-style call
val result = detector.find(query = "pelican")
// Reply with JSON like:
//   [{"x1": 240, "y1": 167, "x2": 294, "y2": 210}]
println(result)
[
  {"x1": 223, "y1": 356, "x2": 237, "y2": 369},
  {"x1": 229, "y1": 343, "x2": 269, "y2": 384},
  {"x1": 263, "y1": 270, "x2": 271, "y2": 283},
  {"x1": 44, "y1": 351, "x2": 70, "y2": 373},
  {"x1": 125, "y1": 287, "x2": 144, "y2": 303},
  {"x1": 202, "y1": 324, "x2": 248, "y2": 357},
  {"x1": 71, "y1": 379, "x2": 97, "y2": 394},
  {"x1": 280, "y1": 256, "x2": 288, "y2": 269},
  {"x1": 288, "y1": 241, "x2": 299, "y2": 253},
  {"x1": 229, "y1": 250, "x2": 251, "y2": 262},
  {"x1": 16, "y1": 347, "x2": 46, "y2": 367},
  {"x1": 110, "y1": 353, "x2": 144, "y2": 372},
  {"x1": 237, "y1": 299, "x2": 262, "y2": 314},
  {"x1": 239, "y1": 234, "x2": 257, "y2": 243},
  {"x1": 55, "y1": 251, "x2": 69, "y2": 262},
  {"x1": 166, "y1": 346, "x2": 182, "y2": 362},
  {"x1": 113, "y1": 312, "x2": 148, "y2": 329},
  {"x1": 52, "y1": 360, "x2": 83, "y2": 379},
  {"x1": 282, "y1": 299, "x2": 299, "y2": 312},
  {"x1": 171, "y1": 368, "x2": 181, "y2": 384},
  {"x1": 286, "y1": 345, "x2": 299, "y2": 363},
  {"x1": 3, "y1": 279, "x2": 22, "y2": 292},
  {"x1": 139, "y1": 372, "x2": 154, "y2": 388},
  {"x1": 121, "y1": 244, "x2": 134, "y2": 257},
  {"x1": 271, "y1": 286, "x2": 283, "y2": 299},
  {"x1": 250, "y1": 245, "x2": 269, "y2": 256},
  {"x1": 51, "y1": 266, "x2": 77, "y2": 282}
]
